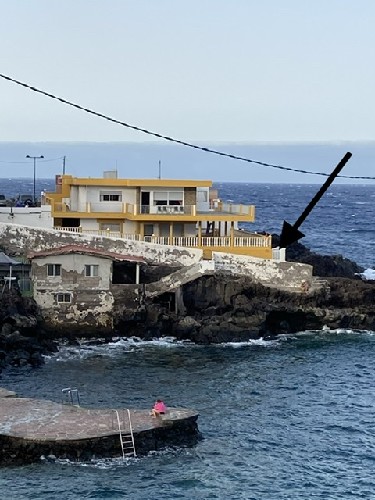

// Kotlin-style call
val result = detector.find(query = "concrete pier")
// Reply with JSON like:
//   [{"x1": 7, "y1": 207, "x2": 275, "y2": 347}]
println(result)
[{"x1": 0, "y1": 388, "x2": 200, "y2": 465}]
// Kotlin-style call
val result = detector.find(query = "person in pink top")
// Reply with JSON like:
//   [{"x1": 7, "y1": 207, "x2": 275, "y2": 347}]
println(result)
[{"x1": 152, "y1": 399, "x2": 167, "y2": 417}]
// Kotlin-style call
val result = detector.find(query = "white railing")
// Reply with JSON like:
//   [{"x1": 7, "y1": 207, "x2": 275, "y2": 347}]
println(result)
[
  {"x1": 54, "y1": 227, "x2": 271, "y2": 250},
  {"x1": 201, "y1": 236, "x2": 232, "y2": 247},
  {"x1": 211, "y1": 202, "x2": 255, "y2": 217},
  {"x1": 140, "y1": 205, "x2": 195, "y2": 215},
  {"x1": 234, "y1": 235, "x2": 271, "y2": 247},
  {"x1": 272, "y1": 247, "x2": 286, "y2": 261},
  {"x1": 53, "y1": 226, "x2": 81, "y2": 232}
]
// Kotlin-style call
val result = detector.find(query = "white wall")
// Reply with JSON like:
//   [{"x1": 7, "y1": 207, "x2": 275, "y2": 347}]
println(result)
[
  {"x1": 80, "y1": 219, "x2": 98, "y2": 230},
  {"x1": 0, "y1": 206, "x2": 53, "y2": 228},
  {"x1": 196, "y1": 187, "x2": 210, "y2": 211},
  {"x1": 213, "y1": 252, "x2": 313, "y2": 288}
]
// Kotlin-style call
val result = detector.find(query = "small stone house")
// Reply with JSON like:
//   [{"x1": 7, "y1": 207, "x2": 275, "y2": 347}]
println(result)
[{"x1": 28, "y1": 245, "x2": 145, "y2": 331}]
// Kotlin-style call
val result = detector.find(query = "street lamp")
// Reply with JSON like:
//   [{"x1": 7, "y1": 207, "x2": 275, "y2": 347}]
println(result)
[{"x1": 26, "y1": 155, "x2": 44, "y2": 205}]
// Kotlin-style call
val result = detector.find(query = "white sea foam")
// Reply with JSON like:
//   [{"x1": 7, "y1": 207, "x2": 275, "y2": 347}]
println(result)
[
  {"x1": 53, "y1": 456, "x2": 137, "y2": 469},
  {"x1": 52, "y1": 446, "x2": 190, "y2": 468},
  {"x1": 47, "y1": 336, "x2": 193, "y2": 362},
  {"x1": 221, "y1": 338, "x2": 280, "y2": 348},
  {"x1": 358, "y1": 268, "x2": 375, "y2": 280}
]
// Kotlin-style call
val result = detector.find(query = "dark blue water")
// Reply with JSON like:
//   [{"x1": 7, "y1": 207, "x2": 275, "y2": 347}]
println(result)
[
  {"x1": 1, "y1": 334, "x2": 375, "y2": 499},
  {"x1": 216, "y1": 183, "x2": 375, "y2": 270},
  {"x1": 0, "y1": 179, "x2": 374, "y2": 268},
  {"x1": 0, "y1": 180, "x2": 374, "y2": 499}
]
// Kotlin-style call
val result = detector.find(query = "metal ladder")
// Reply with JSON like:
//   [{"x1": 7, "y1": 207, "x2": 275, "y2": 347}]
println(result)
[
  {"x1": 113, "y1": 409, "x2": 137, "y2": 459},
  {"x1": 61, "y1": 387, "x2": 81, "y2": 406}
]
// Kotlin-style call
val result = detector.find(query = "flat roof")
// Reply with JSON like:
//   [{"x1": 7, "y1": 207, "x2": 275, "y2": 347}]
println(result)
[{"x1": 61, "y1": 176, "x2": 212, "y2": 188}]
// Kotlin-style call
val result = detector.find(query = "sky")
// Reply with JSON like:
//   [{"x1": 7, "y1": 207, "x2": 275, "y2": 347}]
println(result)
[{"x1": 0, "y1": 0, "x2": 375, "y2": 181}]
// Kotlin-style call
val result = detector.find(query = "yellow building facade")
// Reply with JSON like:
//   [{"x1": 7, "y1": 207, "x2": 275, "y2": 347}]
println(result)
[{"x1": 46, "y1": 173, "x2": 272, "y2": 259}]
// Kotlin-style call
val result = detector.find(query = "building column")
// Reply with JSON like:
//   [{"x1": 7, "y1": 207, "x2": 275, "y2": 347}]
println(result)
[
  {"x1": 230, "y1": 221, "x2": 234, "y2": 249},
  {"x1": 169, "y1": 222, "x2": 173, "y2": 245},
  {"x1": 135, "y1": 263, "x2": 140, "y2": 285},
  {"x1": 198, "y1": 221, "x2": 202, "y2": 246}
]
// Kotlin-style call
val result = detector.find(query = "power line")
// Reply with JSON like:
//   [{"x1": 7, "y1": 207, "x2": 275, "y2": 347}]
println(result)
[
  {"x1": 0, "y1": 156, "x2": 64, "y2": 164},
  {"x1": 0, "y1": 72, "x2": 374, "y2": 180}
]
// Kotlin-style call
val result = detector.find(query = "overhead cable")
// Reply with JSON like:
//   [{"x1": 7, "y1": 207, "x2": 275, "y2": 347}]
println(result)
[{"x1": 0, "y1": 73, "x2": 373, "y2": 180}]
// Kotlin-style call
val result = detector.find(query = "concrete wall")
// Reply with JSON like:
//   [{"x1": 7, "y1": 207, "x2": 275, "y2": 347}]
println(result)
[
  {"x1": 213, "y1": 252, "x2": 313, "y2": 289},
  {"x1": 31, "y1": 253, "x2": 114, "y2": 329},
  {"x1": 0, "y1": 223, "x2": 203, "y2": 267},
  {"x1": 80, "y1": 219, "x2": 98, "y2": 230},
  {"x1": 0, "y1": 206, "x2": 52, "y2": 228},
  {"x1": 69, "y1": 186, "x2": 137, "y2": 212}
]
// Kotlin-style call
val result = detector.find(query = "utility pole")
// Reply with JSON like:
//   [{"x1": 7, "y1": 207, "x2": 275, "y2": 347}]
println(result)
[
  {"x1": 63, "y1": 156, "x2": 66, "y2": 175},
  {"x1": 26, "y1": 154, "x2": 44, "y2": 205},
  {"x1": 158, "y1": 160, "x2": 161, "y2": 179}
]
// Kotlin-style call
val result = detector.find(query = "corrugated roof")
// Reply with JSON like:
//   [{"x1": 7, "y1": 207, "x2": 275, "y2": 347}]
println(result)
[{"x1": 27, "y1": 245, "x2": 146, "y2": 264}]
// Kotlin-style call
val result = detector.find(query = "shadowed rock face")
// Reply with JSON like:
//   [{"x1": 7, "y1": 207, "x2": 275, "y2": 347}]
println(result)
[
  {"x1": 137, "y1": 275, "x2": 374, "y2": 342},
  {"x1": 0, "y1": 289, "x2": 58, "y2": 371},
  {"x1": 272, "y1": 235, "x2": 365, "y2": 278}
]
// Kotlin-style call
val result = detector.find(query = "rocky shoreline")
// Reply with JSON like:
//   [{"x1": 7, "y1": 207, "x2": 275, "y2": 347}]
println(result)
[
  {"x1": 119, "y1": 274, "x2": 375, "y2": 344},
  {"x1": 0, "y1": 242, "x2": 373, "y2": 371},
  {"x1": 0, "y1": 289, "x2": 58, "y2": 371}
]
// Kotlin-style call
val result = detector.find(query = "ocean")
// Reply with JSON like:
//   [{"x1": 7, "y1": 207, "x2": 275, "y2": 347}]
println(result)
[{"x1": 0, "y1": 180, "x2": 375, "y2": 499}]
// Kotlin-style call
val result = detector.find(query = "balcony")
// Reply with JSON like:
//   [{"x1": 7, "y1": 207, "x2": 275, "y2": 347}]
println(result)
[
  {"x1": 53, "y1": 227, "x2": 272, "y2": 259},
  {"x1": 49, "y1": 199, "x2": 255, "y2": 220}
]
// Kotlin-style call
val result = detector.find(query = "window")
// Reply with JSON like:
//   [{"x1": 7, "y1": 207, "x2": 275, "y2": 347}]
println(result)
[
  {"x1": 100, "y1": 191, "x2": 122, "y2": 202},
  {"x1": 153, "y1": 190, "x2": 183, "y2": 206},
  {"x1": 56, "y1": 293, "x2": 71, "y2": 303},
  {"x1": 47, "y1": 264, "x2": 61, "y2": 277},
  {"x1": 85, "y1": 264, "x2": 99, "y2": 277},
  {"x1": 99, "y1": 222, "x2": 121, "y2": 232},
  {"x1": 144, "y1": 224, "x2": 154, "y2": 236}
]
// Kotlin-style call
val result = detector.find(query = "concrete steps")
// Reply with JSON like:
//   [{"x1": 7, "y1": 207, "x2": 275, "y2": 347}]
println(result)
[{"x1": 146, "y1": 261, "x2": 215, "y2": 298}]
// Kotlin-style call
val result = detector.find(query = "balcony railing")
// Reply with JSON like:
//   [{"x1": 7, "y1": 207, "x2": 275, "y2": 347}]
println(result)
[
  {"x1": 50, "y1": 200, "x2": 254, "y2": 217},
  {"x1": 211, "y1": 202, "x2": 255, "y2": 216},
  {"x1": 54, "y1": 227, "x2": 271, "y2": 249},
  {"x1": 139, "y1": 205, "x2": 195, "y2": 215}
]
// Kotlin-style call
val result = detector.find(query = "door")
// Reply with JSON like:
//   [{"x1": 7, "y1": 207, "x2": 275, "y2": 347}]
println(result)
[{"x1": 141, "y1": 192, "x2": 150, "y2": 213}]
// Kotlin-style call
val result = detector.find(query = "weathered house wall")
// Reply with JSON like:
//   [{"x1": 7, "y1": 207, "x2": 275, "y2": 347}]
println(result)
[{"x1": 31, "y1": 253, "x2": 114, "y2": 330}]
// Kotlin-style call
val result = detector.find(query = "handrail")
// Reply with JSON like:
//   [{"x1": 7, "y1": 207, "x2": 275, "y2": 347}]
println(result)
[
  {"x1": 114, "y1": 409, "x2": 125, "y2": 459},
  {"x1": 127, "y1": 408, "x2": 136, "y2": 457},
  {"x1": 112, "y1": 408, "x2": 137, "y2": 459},
  {"x1": 53, "y1": 226, "x2": 271, "y2": 249}
]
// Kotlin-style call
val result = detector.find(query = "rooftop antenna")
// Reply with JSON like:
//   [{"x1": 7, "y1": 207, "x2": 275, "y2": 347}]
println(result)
[
  {"x1": 62, "y1": 155, "x2": 66, "y2": 175},
  {"x1": 158, "y1": 160, "x2": 162, "y2": 179}
]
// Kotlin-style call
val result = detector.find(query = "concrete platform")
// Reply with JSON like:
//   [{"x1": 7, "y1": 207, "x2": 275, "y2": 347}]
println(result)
[{"x1": 0, "y1": 388, "x2": 200, "y2": 465}]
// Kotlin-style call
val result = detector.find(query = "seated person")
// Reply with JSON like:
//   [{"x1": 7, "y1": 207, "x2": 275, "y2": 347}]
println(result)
[{"x1": 151, "y1": 399, "x2": 167, "y2": 417}]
